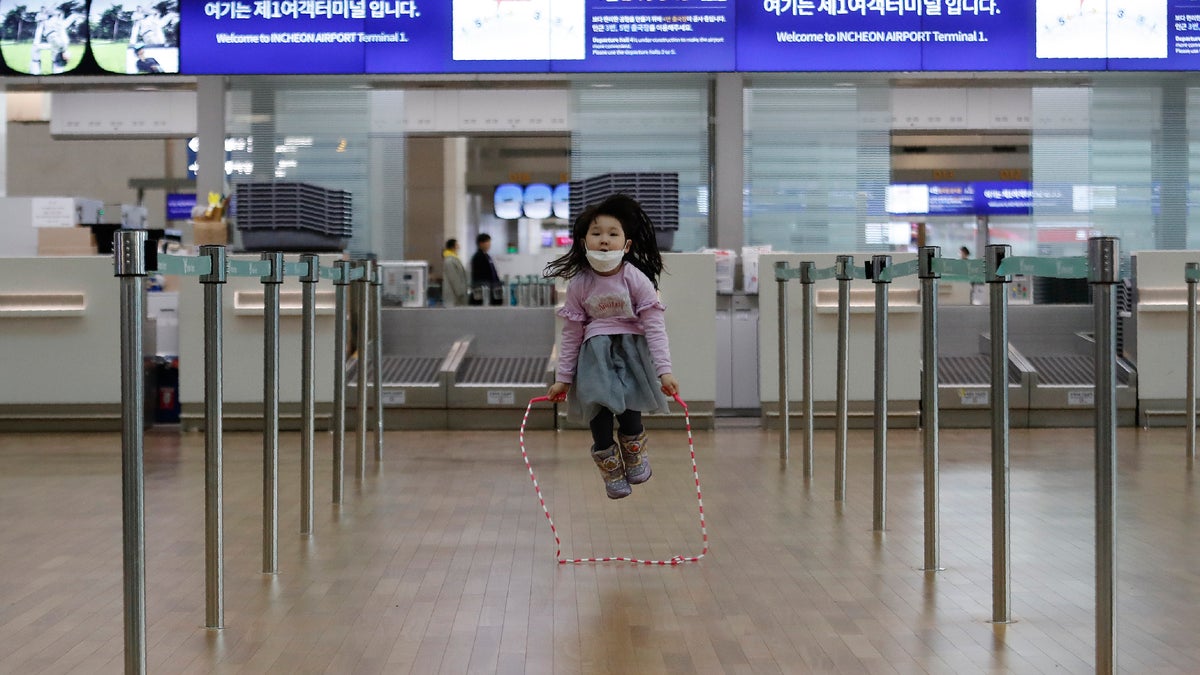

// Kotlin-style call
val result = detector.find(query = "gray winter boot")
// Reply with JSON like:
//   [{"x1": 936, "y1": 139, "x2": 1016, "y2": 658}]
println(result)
[
  {"x1": 592, "y1": 443, "x2": 631, "y2": 499},
  {"x1": 618, "y1": 431, "x2": 652, "y2": 485}
]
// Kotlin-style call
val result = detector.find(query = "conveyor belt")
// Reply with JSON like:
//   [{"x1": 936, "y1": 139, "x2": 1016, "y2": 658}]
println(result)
[
  {"x1": 457, "y1": 356, "x2": 548, "y2": 385},
  {"x1": 1025, "y1": 355, "x2": 1131, "y2": 386},
  {"x1": 938, "y1": 355, "x2": 1021, "y2": 386},
  {"x1": 348, "y1": 355, "x2": 442, "y2": 385}
]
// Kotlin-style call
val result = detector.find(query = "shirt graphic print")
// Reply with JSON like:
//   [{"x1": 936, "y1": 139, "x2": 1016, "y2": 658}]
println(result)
[{"x1": 584, "y1": 292, "x2": 634, "y2": 320}]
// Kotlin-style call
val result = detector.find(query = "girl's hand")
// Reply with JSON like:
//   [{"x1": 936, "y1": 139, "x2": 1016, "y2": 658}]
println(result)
[
  {"x1": 659, "y1": 373, "x2": 679, "y2": 397},
  {"x1": 547, "y1": 382, "x2": 570, "y2": 402}
]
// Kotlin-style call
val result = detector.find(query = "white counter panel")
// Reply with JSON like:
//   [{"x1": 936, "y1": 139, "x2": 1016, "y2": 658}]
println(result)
[
  {"x1": 758, "y1": 251, "x2": 921, "y2": 404},
  {"x1": 1134, "y1": 250, "x2": 1200, "y2": 401},
  {"x1": 659, "y1": 253, "x2": 717, "y2": 404},
  {"x1": 178, "y1": 255, "x2": 336, "y2": 407},
  {"x1": 0, "y1": 256, "x2": 120, "y2": 404}
]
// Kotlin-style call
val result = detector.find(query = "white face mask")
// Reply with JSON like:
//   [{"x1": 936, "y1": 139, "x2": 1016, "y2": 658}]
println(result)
[{"x1": 585, "y1": 249, "x2": 625, "y2": 273}]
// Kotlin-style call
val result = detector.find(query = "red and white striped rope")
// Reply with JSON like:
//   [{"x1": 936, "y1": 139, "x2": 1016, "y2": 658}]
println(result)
[{"x1": 519, "y1": 394, "x2": 708, "y2": 566}]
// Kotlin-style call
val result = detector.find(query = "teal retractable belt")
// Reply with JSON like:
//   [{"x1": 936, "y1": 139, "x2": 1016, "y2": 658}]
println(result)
[
  {"x1": 157, "y1": 255, "x2": 213, "y2": 277},
  {"x1": 997, "y1": 255, "x2": 1089, "y2": 279}
]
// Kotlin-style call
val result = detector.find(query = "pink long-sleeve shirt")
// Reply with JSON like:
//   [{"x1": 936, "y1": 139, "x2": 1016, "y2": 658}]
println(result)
[{"x1": 555, "y1": 263, "x2": 672, "y2": 384}]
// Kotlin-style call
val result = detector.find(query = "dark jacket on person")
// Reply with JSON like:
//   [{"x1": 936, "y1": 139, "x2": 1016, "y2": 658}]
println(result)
[{"x1": 471, "y1": 249, "x2": 500, "y2": 287}]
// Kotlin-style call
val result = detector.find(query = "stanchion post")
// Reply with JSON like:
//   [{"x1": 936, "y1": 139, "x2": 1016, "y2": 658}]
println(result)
[
  {"x1": 918, "y1": 246, "x2": 943, "y2": 572},
  {"x1": 356, "y1": 260, "x2": 372, "y2": 480},
  {"x1": 371, "y1": 263, "x2": 384, "y2": 462},
  {"x1": 115, "y1": 230, "x2": 148, "y2": 674},
  {"x1": 776, "y1": 261, "x2": 790, "y2": 463},
  {"x1": 299, "y1": 254, "x2": 318, "y2": 534},
  {"x1": 1090, "y1": 236, "x2": 1120, "y2": 675},
  {"x1": 199, "y1": 244, "x2": 227, "y2": 630},
  {"x1": 260, "y1": 252, "x2": 283, "y2": 574},
  {"x1": 834, "y1": 255, "x2": 853, "y2": 502},
  {"x1": 1187, "y1": 262, "x2": 1197, "y2": 461},
  {"x1": 871, "y1": 255, "x2": 891, "y2": 532},
  {"x1": 800, "y1": 261, "x2": 816, "y2": 480},
  {"x1": 332, "y1": 259, "x2": 351, "y2": 504},
  {"x1": 986, "y1": 243, "x2": 1012, "y2": 624}
]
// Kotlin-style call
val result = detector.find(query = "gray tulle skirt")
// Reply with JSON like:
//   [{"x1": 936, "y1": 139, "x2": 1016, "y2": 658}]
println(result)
[{"x1": 569, "y1": 334, "x2": 670, "y2": 423}]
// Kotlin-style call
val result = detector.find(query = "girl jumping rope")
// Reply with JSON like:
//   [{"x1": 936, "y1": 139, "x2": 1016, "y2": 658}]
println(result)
[{"x1": 544, "y1": 194, "x2": 680, "y2": 499}]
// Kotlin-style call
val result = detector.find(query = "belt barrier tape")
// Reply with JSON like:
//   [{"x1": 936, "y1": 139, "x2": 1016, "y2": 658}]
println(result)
[
  {"x1": 519, "y1": 394, "x2": 708, "y2": 566},
  {"x1": 878, "y1": 259, "x2": 918, "y2": 282},
  {"x1": 997, "y1": 256, "x2": 1088, "y2": 279},
  {"x1": 777, "y1": 254, "x2": 1113, "y2": 285},
  {"x1": 283, "y1": 261, "x2": 310, "y2": 278},
  {"x1": 157, "y1": 255, "x2": 212, "y2": 277},
  {"x1": 155, "y1": 255, "x2": 349, "y2": 280}
]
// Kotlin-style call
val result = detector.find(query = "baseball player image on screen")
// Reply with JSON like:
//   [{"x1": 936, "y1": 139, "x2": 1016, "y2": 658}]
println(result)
[
  {"x1": 87, "y1": 0, "x2": 179, "y2": 74},
  {"x1": 1, "y1": 0, "x2": 86, "y2": 75}
]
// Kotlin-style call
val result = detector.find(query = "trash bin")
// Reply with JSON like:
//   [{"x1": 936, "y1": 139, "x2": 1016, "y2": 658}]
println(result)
[{"x1": 155, "y1": 357, "x2": 180, "y2": 424}]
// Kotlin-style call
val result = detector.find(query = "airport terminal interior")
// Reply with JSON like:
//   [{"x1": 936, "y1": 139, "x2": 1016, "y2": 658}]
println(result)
[{"x1": 10, "y1": 10, "x2": 1200, "y2": 673}]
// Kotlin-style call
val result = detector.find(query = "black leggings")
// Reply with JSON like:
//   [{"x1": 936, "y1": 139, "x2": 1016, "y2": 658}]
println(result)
[{"x1": 589, "y1": 409, "x2": 643, "y2": 450}]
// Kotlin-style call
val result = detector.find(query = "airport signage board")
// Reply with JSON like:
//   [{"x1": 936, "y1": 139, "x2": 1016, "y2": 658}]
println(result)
[
  {"x1": 180, "y1": 0, "x2": 736, "y2": 75},
  {"x1": 4, "y1": 0, "x2": 1195, "y2": 75},
  {"x1": 737, "y1": 0, "x2": 1184, "y2": 73},
  {"x1": 887, "y1": 181, "x2": 1039, "y2": 216}
]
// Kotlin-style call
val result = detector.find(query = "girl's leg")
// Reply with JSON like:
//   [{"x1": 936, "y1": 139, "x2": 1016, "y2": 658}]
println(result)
[
  {"x1": 589, "y1": 409, "x2": 630, "y2": 499},
  {"x1": 616, "y1": 410, "x2": 652, "y2": 485},
  {"x1": 589, "y1": 409, "x2": 616, "y2": 449},
  {"x1": 615, "y1": 410, "x2": 643, "y2": 436}
]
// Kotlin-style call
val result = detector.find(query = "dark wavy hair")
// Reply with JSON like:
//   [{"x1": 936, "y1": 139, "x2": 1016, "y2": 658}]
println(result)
[{"x1": 543, "y1": 194, "x2": 664, "y2": 289}]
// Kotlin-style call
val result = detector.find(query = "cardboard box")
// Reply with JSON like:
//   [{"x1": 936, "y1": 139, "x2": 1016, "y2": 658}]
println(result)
[
  {"x1": 191, "y1": 219, "x2": 228, "y2": 246},
  {"x1": 37, "y1": 226, "x2": 96, "y2": 256}
]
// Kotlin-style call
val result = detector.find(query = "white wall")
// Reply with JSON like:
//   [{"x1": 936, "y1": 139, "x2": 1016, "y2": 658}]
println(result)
[{"x1": 7, "y1": 121, "x2": 188, "y2": 230}]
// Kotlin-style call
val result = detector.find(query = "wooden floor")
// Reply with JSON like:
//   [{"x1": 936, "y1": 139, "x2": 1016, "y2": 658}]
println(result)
[{"x1": 2, "y1": 422, "x2": 1200, "y2": 674}]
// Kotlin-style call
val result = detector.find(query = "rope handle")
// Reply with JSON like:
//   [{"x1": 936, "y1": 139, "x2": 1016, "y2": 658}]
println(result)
[{"x1": 519, "y1": 394, "x2": 707, "y2": 566}]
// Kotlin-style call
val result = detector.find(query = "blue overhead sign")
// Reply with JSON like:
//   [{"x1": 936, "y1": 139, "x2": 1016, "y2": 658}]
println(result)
[
  {"x1": 888, "y1": 181, "x2": 1042, "y2": 216},
  {"x1": 13, "y1": 0, "x2": 1195, "y2": 75},
  {"x1": 735, "y1": 0, "x2": 1112, "y2": 72},
  {"x1": 181, "y1": 0, "x2": 735, "y2": 75}
]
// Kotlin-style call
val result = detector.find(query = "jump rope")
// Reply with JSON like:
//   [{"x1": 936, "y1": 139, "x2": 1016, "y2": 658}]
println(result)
[{"x1": 518, "y1": 393, "x2": 708, "y2": 565}]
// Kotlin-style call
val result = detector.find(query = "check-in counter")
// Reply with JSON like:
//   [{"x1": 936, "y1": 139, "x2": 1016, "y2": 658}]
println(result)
[
  {"x1": 369, "y1": 306, "x2": 557, "y2": 429},
  {"x1": 0, "y1": 256, "x2": 150, "y2": 430},
  {"x1": 1007, "y1": 304, "x2": 1136, "y2": 427},
  {"x1": 935, "y1": 306, "x2": 1035, "y2": 428},
  {"x1": 443, "y1": 309, "x2": 557, "y2": 429},
  {"x1": 1134, "y1": 250, "x2": 1200, "y2": 425},
  {"x1": 759, "y1": 252, "x2": 921, "y2": 429},
  {"x1": 178, "y1": 254, "x2": 337, "y2": 430}
]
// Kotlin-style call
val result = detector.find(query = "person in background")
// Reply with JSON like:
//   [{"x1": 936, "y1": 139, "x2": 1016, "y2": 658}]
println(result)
[
  {"x1": 962, "y1": 245, "x2": 984, "y2": 304},
  {"x1": 470, "y1": 233, "x2": 501, "y2": 305},
  {"x1": 442, "y1": 238, "x2": 469, "y2": 307}
]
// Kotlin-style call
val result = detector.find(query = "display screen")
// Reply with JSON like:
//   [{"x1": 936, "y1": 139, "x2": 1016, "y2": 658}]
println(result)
[
  {"x1": 166, "y1": 192, "x2": 197, "y2": 220},
  {"x1": 90, "y1": 0, "x2": 180, "y2": 74},
  {"x1": 734, "y1": 0, "x2": 1193, "y2": 72},
  {"x1": 550, "y1": 0, "x2": 735, "y2": 73},
  {"x1": 183, "y1": 0, "x2": 735, "y2": 74},
  {"x1": 1, "y1": 0, "x2": 88, "y2": 75},
  {"x1": 887, "y1": 181, "x2": 1035, "y2": 216},
  {"x1": 3, "y1": 0, "x2": 1194, "y2": 75},
  {"x1": 494, "y1": 183, "x2": 523, "y2": 219}
]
